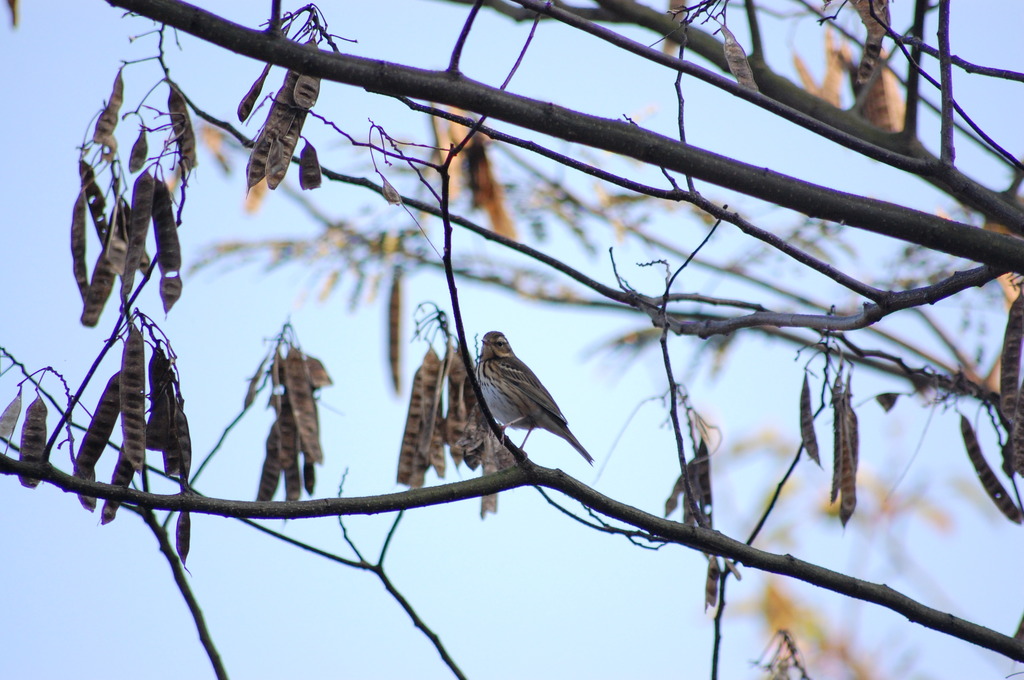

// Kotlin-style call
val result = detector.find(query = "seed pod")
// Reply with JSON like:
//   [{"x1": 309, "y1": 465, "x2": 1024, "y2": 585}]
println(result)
[
  {"x1": 266, "y1": 114, "x2": 304, "y2": 190},
  {"x1": 720, "y1": 24, "x2": 758, "y2": 92},
  {"x1": 304, "y1": 355, "x2": 332, "y2": 389},
  {"x1": 283, "y1": 347, "x2": 323, "y2": 464},
  {"x1": 19, "y1": 395, "x2": 48, "y2": 488},
  {"x1": 176, "y1": 511, "x2": 191, "y2": 565},
  {"x1": 81, "y1": 251, "x2": 116, "y2": 327},
  {"x1": 237, "y1": 63, "x2": 272, "y2": 123},
  {"x1": 121, "y1": 171, "x2": 155, "y2": 301},
  {"x1": 292, "y1": 74, "x2": 320, "y2": 110},
  {"x1": 387, "y1": 268, "x2": 403, "y2": 394},
  {"x1": 104, "y1": 199, "x2": 130, "y2": 276},
  {"x1": 101, "y1": 453, "x2": 135, "y2": 524},
  {"x1": 71, "y1": 192, "x2": 89, "y2": 302},
  {"x1": 160, "y1": 274, "x2": 183, "y2": 314},
  {"x1": 146, "y1": 347, "x2": 173, "y2": 451},
  {"x1": 0, "y1": 388, "x2": 22, "y2": 441},
  {"x1": 298, "y1": 140, "x2": 321, "y2": 190},
  {"x1": 257, "y1": 420, "x2": 283, "y2": 501},
  {"x1": 128, "y1": 128, "x2": 149, "y2": 173},
  {"x1": 799, "y1": 375, "x2": 820, "y2": 465},
  {"x1": 961, "y1": 415, "x2": 1022, "y2": 523},
  {"x1": 1001, "y1": 293, "x2": 1024, "y2": 422},
  {"x1": 79, "y1": 160, "x2": 109, "y2": 241},
  {"x1": 93, "y1": 69, "x2": 124, "y2": 159},
  {"x1": 171, "y1": 397, "x2": 191, "y2": 482},
  {"x1": 151, "y1": 179, "x2": 180, "y2": 275},
  {"x1": 243, "y1": 354, "x2": 270, "y2": 410},
  {"x1": 705, "y1": 556, "x2": 721, "y2": 611},
  {"x1": 120, "y1": 323, "x2": 147, "y2": 473},
  {"x1": 302, "y1": 454, "x2": 316, "y2": 496},
  {"x1": 167, "y1": 84, "x2": 197, "y2": 173},
  {"x1": 246, "y1": 135, "x2": 272, "y2": 191},
  {"x1": 75, "y1": 372, "x2": 121, "y2": 511}
]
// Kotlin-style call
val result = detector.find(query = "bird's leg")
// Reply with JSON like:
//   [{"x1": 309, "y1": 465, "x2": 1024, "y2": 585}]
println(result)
[{"x1": 518, "y1": 427, "x2": 535, "y2": 449}]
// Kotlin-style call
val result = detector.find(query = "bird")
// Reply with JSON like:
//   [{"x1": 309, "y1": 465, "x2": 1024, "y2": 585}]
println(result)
[{"x1": 475, "y1": 330, "x2": 594, "y2": 465}]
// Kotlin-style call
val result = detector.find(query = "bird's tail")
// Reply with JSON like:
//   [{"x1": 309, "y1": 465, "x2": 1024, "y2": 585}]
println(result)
[{"x1": 560, "y1": 428, "x2": 595, "y2": 465}]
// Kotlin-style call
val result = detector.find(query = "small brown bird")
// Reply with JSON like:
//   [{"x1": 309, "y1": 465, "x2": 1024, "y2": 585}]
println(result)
[{"x1": 475, "y1": 330, "x2": 594, "y2": 465}]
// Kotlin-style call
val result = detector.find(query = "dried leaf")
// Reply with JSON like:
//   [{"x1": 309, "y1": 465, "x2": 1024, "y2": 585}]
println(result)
[
  {"x1": 120, "y1": 323, "x2": 147, "y2": 473},
  {"x1": 705, "y1": 556, "x2": 721, "y2": 611},
  {"x1": 128, "y1": 127, "x2": 149, "y2": 173},
  {"x1": 152, "y1": 179, "x2": 180, "y2": 276},
  {"x1": 93, "y1": 69, "x2": 123, "y2": 159},
  {"x1": 18, "y1": 394, "x2": 47, "y2": 488},
  {"x1": 74, "y1": 372, "x2": 120, "y2": 511},
  {"x1": 168, "y1": 84, "x2": 197, "y2": 174},
  {"x1": 960, "y1": 415, "x2": 1022, "y2": 523},
  {"x1": 237, "y1": 63, "x2": 272, "y2": 123},
  {"x1": 799, "y1": 375, "x2": 820, "y2": 465},
  {"x1": 176, "y1": 511, "x2": 191, "y2": 565},
  {"x1": 71, "y1": 193, "x2": 89, "y2": 302},
  {"x1": 465, "y1": 139, "x2": 515, "y2": 239},
  {"x1": 292, "y1": 74, "x2": 320, "y2": 110},
  {"x1": 160, "y1": 274, "x2": 183, "y2": 314},
  {"x1": 381, "y1": 177, "x2": 403, "y2": 205},
  {"x1": 80, "y1": 250, "x2": 117, "y2": 327},
  {"x1": 1001, "y1": 292, "x2": 1024, "y2": 422},
  {"x1": 1, "y1": 387, "x2": 22, "y2": 441},
  {"x1": 121, "y1": 171, "x2": 154, "y2": 301},
  {"x1": 298, "y1": 140, "x2": 321, "y2": 190},
  {"x1": 387, "y1": 268, "x2": 403, "y2": 394},
  {"x1": 720, "y1": 24, "x2": 758, "y2": 92},
  {"x1": 283, "y1": 347, "x2": 323, "y2": 464}
]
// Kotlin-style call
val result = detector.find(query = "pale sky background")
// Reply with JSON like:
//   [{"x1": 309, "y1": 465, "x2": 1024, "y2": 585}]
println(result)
[{"x1": 2, "y1": 1, "x2": 1023, "y2": 679}]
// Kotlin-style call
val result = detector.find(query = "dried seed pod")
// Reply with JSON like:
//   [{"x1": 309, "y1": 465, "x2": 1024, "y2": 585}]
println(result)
[
  {"x1": 121, "y1": 171, "x2": 155, "y2": 301},
  {"x1": 430, "y1": 401, "x2": 446, "y2": 478},
  {"x1": 237, "y1": 63, "x2": 272, "y2": 123},
  {"x1": 961, "y1": 415, "x2": 1022, "y2": 523},
  {"x1": 875, "y1": 393, "x2": 899, "y2": 412},
  {"x1": 71, "y1": 192, "x2": 89, "y2": 302},
  {"x1": 128, "y1": 128, "x2": 149, "y2": 173},
  {"x1": 444, "y1": 348, "x2": 470, "y2": 466},
  {"x1": 92, "y1": 69, "x2": 124, "y2": 159},
  {"x1": 152, "y1": 179, "x2": 180, "y2": 275},
  {"x1": 829, "y1": 376, "x2": 845, "y2": 505},
  {"x1": 101, "y1": 453, "x2": 135, "y2": 524},
  {"x1": 292, "y1": 74, "x2": 320, "y2": 110},
  {"x1": 0, "y1": 387, "x2": 22, "y2": 441},
  {"x1": 839, "y1": 386, "x2": 859, "y2": 527},
  {"x1": 283, "y1": 347, "x2": 323, "y2": 464},
  {"x1": 146, "y1": 347, "x2": 174, "y2": 451},
  {"x1": 257, "y1": 421, "x2": 283, "y2": 501},
  {"x1": 1001, "y1": 292, "x2": 1024, "y2": 422},
  {"x1": 685, "y1": 439, "x2": 712, "y2": 526},
  {"x1": 18, "y1": 394, "x2": 47, "y2": 488},
  {"x1": 75, "y1": 372, "x2": 121, "y2": 511},
  {"x1": 387, "y1": 268, "x2": 403, "y2": 394},
  {"x1": 104, "y1": 199, "x2": 130, "y2": 276},
  {"x1": 720, "y1": 24, "x2": 758, "y2": 92},
  {"x1": 302, "y1": 454, "x2": 316, "y2": 496},
  {"x1": 244, "y1": 354, "x2": 270, "y2": 410},
  {"x1": 167, "y1": 84, "x2": 197, "y2": 173},
  {"x1": 705, "y1": 556, "x2": 721, "y2": 611},
  {"x1": 81, "y1": 251, "x2": 116, "y2": 327},
  {"x1": 120, "y1": 323, "x2": 147, "y2": 473},
  {"x1": 850, "y1": 0, "x2": 889, "y2": 85},
  {"x1": 298, "y1": 140, "x2": 321, "y2": 190},
  {"x1": 246, "y1": 135, "x2": 272, "y2": 191},
  {"x1": 799, "y1": 375, "x2": 820, "y2": 465},
  {"x1": 397, "y1": 347, "x2": 442, "y2": 488},
  {"x1": 266, "y1": 114, "x2": 304, "y2": 190},
  {"x1": 176, "y1": 511, "x2": 191, "y2": 565},
  {"x1": 160, "y1": 274, "x2": 182, "y2": 314},
  {"x1": 79, "y1": 160, "x2": 109, "y2": 241},
  {"x1": 171, "y1": 397, "x2": 192, "y2": 482},
  {"x1": 304, "y1": 355, "x2": 332, "y2": 389},
  {"x1": 465, "y1": 138, "x2": 514, "y2": 238}
]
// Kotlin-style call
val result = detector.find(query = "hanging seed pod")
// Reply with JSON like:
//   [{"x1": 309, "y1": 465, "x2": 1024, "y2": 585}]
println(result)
[
  {"x1": 176, "y1": 511, "x2": 191, "y2": 565},
  {"x1": 387, "y1": 268, "x2": 403, "y2": 394},
  {"x1": 705, "y1": 556, "x2": 721, "y2": 610},
  {"x1": 167, "y1": 84, "x2": 197, "y2": 173},
  {"x1": 302, "y1": 454, "x2": 316, "y2": 496},
  {"x1": 128, "y1": 128, "x2": 149, "y2": 173},
  {"x1": 92, "y1": 69, "x2": 124, "y2": 159},
  {"x1": 75, "y1": 372, "x2": 121, "y2": 511},
  {"x1": 152, "y1": 179, "x2": 180, "y2": 275},
  {"x1": 0, "y1": 388, "x2": 22, "y2": 441},
  {"x1": 246, "y1": 135, "x2": 272, "y2": 191},
  {"x1": 283, "y1": 347, "x2": 323, "y2": 464},
  {"x1": 850, "y1": 0, "x2": 889, "y2": 85},
  {"x1": 1001, "y1": 293, "x2": 1024, "y2": 423},
  {"x1": 71, "y1": 193, "x2": 89, "y2": 302},
  {"x1": 81, "y1": 251, "x2": 116, "y2": 327},
  {"x1": 146, "y1": 347, "x2": 174, "y2": 450},
  {"x1": 171, "y1": 397, "x2": 192, "y2": 482},
  {"x1": 121, "y1": 171, "x2": 155, "y2": 301},
  {"x1": 104, "y1": 199, "x2": 130, "y2": 276},
  {"x1": 160, "y1": 274, "x2": 182, "y2": 314},
  {"x1": 720, "y1": 24, "x2": 758, "y2": 92},
  {"x1": 237, "y1": 63, "x2": 272, "y2": 123},
  {"x1": 304, "y1": 355, "x2": 332, "y2": 389},
  {"x1": 961, "y1": 415, "x2": 1022, "y2": 523},
  {"x1": 18, "y1": 395, "x2": 48, "y2": 488},
  {"x1": 266, "y1": 115, "x2": 304, "y2": 190},
  {"x1": 120, "y1": 323, "x2": 147, "y2": 473},
  {"x1": 298, "y1": 140, "x2": 321, "y2": 190},
  {"x1": 257, "y1": 420, "x2": 283, "y2": 501},
  {"x1": 292, "y1": 73, "x2": 320, "y2": 110},
  {"x1": 101, "y1": 453, "x2": 135, "y2": 524},
  {"x1": 79, "y1": 160, "x2": 109, "y2": 241},
  {"x1": 799, "y1": 375, "x2": 820, "y2": 465}
]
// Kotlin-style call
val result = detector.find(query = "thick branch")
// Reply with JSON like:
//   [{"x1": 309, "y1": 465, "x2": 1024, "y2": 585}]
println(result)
[
  {"x1": 4, "y1": 453, "x2": 1023, "y2": 663},
  {"x1": 108, "y1": 0, "x2": 1024, "y2": 270}
]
